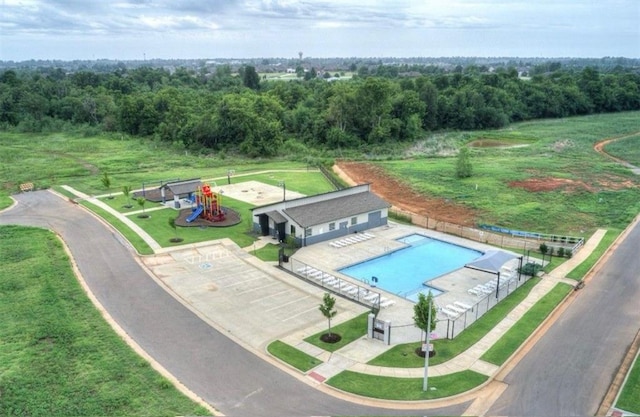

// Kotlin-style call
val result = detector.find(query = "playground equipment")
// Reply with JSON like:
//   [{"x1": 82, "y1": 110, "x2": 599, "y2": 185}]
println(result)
[{"x1": 187, "y1": 183, "x2": 226, "y2": 223}]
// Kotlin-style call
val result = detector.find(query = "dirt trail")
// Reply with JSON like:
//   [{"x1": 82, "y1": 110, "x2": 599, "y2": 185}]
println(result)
[{"x1": 593, "y1": 132, "x2": 640, "y2": 174}]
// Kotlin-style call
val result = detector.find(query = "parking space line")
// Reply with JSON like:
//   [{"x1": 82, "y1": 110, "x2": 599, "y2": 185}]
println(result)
[
  {"x1": 250, "y1": 288, "x2": 294, "y2": 303},
  {"x1": 265, "y1": 296, "x2": 310, "y2": 312}
]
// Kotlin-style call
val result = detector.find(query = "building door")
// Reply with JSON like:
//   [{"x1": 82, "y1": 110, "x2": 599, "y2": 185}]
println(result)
[
  {"x1": 368, "y1": 211, "x2": 382, "y2": 227},
  {"x1": 259, "y1": 214, "x2": 269, "y2": 236},
  {"x1": 276, "y1": 222, "x2": 286, "y2": 242}
]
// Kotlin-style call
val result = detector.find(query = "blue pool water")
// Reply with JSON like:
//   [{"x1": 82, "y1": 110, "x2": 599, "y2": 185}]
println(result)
[{"x1": 339, "y1": 234, "x2": 482, "y2": 299}]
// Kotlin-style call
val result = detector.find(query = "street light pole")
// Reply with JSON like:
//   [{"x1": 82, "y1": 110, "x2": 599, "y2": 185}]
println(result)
[
  {"x1": 423, "y1": 298, "x2": 432, "y2": 392},
  {"x1": 278, "y1": 181, "x2": 286, "y2": 201}
]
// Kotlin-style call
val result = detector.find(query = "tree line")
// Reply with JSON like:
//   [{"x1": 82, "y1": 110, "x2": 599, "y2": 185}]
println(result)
[{"x1": 1, "y1": 64, "x2": 639, "y2": 156}]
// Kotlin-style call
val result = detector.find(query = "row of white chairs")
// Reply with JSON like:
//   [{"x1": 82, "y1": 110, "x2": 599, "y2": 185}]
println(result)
[
  {"x1": 440, "y1": 301, "x2": 473, "y2": 319},
  {"x1": 296, "y1": 265, "x2": 395, "y2": 308},
  {"x1": 468, "y1": 275, "x2": 515, "y2": 297},
  {"x1": 329, "y1": 232, "x2": 375, "y2": 248}
]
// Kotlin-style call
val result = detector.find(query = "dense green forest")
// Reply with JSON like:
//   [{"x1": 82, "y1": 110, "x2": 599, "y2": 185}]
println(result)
[{"x1": 1, "y1": 64, "x2": 639, "y2": 157}]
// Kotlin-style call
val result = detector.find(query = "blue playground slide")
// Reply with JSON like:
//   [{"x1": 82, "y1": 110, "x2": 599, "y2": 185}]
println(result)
[{"x1": 186, "y1": 205, "x2": 203, "y2": 223}]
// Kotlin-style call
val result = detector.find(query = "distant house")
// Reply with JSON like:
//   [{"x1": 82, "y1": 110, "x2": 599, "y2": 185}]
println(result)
[{"x1": 251, "y1": 184, "x2": 390, "y2": 246}]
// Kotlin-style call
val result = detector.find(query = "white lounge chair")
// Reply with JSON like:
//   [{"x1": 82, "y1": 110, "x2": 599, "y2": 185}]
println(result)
[
  {"x1": 447, "y1": 304, "x2": 467, "y2": 314},
  {"x1": 364, "y1": 292, "x2": 380, "y2": 302},
  {"x1": 468, "y1": 287, "x2": 482, "y2": 296},
  {"x1": 454, "y1": 301, "x2": 472, "y2": 311},
  {"x1": 440, "y1": 307, "x2": 459, "y2": 319},
  {"x1": 380, "y1": 298, "x2": 395, "y2": 308}
]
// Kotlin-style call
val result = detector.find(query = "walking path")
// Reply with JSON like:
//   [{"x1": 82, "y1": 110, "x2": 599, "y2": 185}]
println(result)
[{"x1": 58, "y1": 185, "x2": 609, "y2": 399}]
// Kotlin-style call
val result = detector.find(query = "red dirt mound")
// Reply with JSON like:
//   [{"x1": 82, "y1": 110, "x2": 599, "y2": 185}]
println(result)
[
  {"x1": 508, "y1": 178, "x2": 596, "y2": 193},
  {"x1": 335, "y1": 161, "x2": 478, "y2": 226}
]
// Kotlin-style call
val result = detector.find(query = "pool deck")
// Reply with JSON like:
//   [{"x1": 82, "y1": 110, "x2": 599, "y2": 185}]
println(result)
[{"x1": 290, "y1": 222, "x2": 528, "y2": 342}]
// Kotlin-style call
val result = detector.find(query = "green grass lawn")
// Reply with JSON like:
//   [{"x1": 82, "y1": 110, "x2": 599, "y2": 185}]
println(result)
[
  {"x1": 616, "y1": 351, "x2": 640, "y2": 414},
  {"x1": 566, "y1": 229, "x2": 621, "y2": 280},
  {"x1": 266, "y1": 340, "x2": 323, "y2": 372},
  {"x1": 0, "y1": 225, "x2": 209, "y2": 416},
  {"x1": 327, "y1": 370, "x2": 487, "y2": 400},
  {"x1": 368, "y1": 277, "x2": 541, "y2": 367},
  {"x1": 481, "y1": 283, "x2": 573, "y2": 365},
  {"x1": 304, "y1": 312, "x2": 370, "y2": 352}
]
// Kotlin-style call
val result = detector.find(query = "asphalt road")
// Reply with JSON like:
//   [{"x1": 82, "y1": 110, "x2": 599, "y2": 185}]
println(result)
[
  {"x1": 0, "y1": 191, "x2": 469, "y2": 416},
  {"x1": 489, "y1": 218, "x2": 640, "y2": 415}
]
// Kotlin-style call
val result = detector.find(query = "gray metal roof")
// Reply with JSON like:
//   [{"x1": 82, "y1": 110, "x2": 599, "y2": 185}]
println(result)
[
  {"x1": 284, "y1": 191, "x2": 390, "y2": 228},
  {"x1": 162, "y1": 179, "x2": 202, "y2": 196},
  {"x1": 265, "y1": 210, "x2": 287, "y2": 224}
]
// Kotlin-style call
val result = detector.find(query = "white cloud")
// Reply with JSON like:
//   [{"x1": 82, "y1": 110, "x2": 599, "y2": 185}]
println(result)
[{"x1": 0, "y1": 0, "x2": 638, "y2": 60}]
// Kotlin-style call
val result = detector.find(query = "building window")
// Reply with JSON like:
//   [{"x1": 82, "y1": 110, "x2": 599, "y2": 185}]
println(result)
[
  {"x1": 305, "y1": 228, "x2": 312, "y2": 237},
  {"x1": 290, "y1": 225, "x2": 296, "y2": 235},
  {"x1": 351, "y1": 217, "x2": 358, "y2": 225},
  {"x1": 329, "y1": 222, "x2": 335, "y2": 231}
]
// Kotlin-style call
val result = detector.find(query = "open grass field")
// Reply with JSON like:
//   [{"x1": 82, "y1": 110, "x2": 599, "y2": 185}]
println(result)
[
  {"x1": 0, "y1": 131, "x2": 328, "y2": 203},
  {"x1": 373, "y1": 111, "x2": 640, "y2": 235},
  {"x1": 0, "y1": 225, "x2": 208, "y2": 416}
]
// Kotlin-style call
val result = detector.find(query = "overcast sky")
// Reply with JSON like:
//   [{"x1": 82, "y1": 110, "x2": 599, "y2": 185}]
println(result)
[{"x1": 1, "y1": 0, "x2": 638, "y2": 61}]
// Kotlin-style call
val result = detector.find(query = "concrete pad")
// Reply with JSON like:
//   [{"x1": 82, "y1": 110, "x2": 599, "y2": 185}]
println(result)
[
  {"x1": 210, "y1": 180, "x2": 305, "y2": 206},
  {"x1": 142, "y1": 241, "x2": 367, "y2": 350}
]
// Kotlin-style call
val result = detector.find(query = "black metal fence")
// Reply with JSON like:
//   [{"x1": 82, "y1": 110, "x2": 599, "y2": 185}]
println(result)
[
  {"x1": 437, "y1": 272, "x2": 535, "y2": 339},
  {"x1": 285, "y1": 258, "x2": 391, "y2": 310}
]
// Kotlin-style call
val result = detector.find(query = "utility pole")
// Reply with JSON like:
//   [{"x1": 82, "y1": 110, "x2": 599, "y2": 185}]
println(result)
[{"x1": 423, "y1": 297, "x2": 432, "y2": 392}]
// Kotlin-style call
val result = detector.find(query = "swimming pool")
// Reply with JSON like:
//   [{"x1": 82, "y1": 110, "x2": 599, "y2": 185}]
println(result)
[{"x1": 339, "y1": 234, "x2": 483, "y2": 300}]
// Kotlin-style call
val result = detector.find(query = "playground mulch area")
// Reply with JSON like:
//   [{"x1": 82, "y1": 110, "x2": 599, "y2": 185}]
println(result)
[
  {"x1": 174, "y1": 207, "x2": 241, "y2": 228},
  {"x1": 133, "y1": 188, "x2": 171, "y2": 202}
]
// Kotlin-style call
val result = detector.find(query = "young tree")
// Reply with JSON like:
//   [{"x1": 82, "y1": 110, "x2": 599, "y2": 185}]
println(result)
[
  {"x1": 136, "y1": 197, "x2": 147, "y2": 218},
  {"x1": 413, "y1": 291, "x2": 438, "y2": 344},
  {"x1": 122, "y1": 185, "x2": 133, "y2": 208},
  {"x1": 455, "y1": 147, "x2": 473, "y2": 178},
  {"x1": 319, "y1": 292, "x2": 338, "y2": 341},
  {"x1": 101, "y1": 172, "x2": 112, "y2": 198},
  {"x1": 539, "y1": 242, "x2": 548, "y2": 264},
  {"x1": 168, "y1": 217, "x2": 182, "y2": 242}
]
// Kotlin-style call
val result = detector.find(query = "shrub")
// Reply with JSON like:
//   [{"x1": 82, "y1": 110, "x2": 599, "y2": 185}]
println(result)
[{"x1": 519, "y1": 262, "x2": 542, "y2": 276}]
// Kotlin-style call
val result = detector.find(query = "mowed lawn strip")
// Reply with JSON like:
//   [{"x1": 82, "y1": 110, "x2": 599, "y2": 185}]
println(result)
[
  {"x1": 368, "y1": 277, "x2": 541, "y2": 367},
  {"x1": 616, "y1": 351, "x2": 640, "y2": 414},
  {"x1": 0, "y1": 225, "x2": 209, "y2": 416},
  {"x1": 267, "y1": 340, "x2": 323, "y2": 372},
  {"x1": 327, "y1": 370, "x2": 488, "y2": 400},
  {"x1": 566, "y1": 229, "x2": 620, "y2": 280},
  {"x1": 481, "y1": 283, "x2": 573, "y2": 365},
  {"x1": 304, "y1": 312, "x2": 370, "y2": 352}
]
